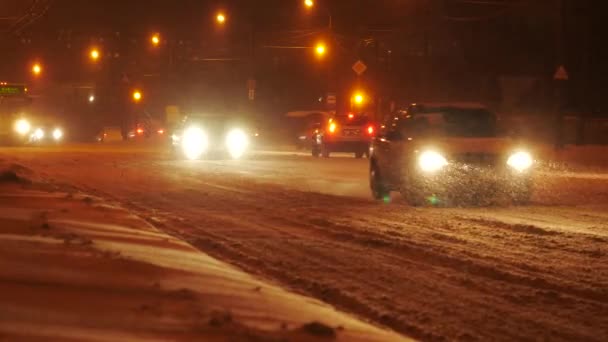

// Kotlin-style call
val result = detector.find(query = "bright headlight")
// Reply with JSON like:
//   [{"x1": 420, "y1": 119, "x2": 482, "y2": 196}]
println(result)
[
  {"x1": 15, "y1": 119, "x2": 31, "y2": 135},
  {"x1": 181, "y1": 127, "x2": 208, "y2": 160},
  {"x1": 33, "y1": 128, "x2": 45, "y2": 140},
  {"x1": 507, "y1": 151, "x2": 533, "y2": 172},
  {"x1": 226, "y1": 129, "x2": 249, "y2": 159},
  {"x1": 52, "y1": 128, "x2": 63, "y2": 141},
  {"x1": 419, "y1": 150, "x2": 448, "y2": 173}
]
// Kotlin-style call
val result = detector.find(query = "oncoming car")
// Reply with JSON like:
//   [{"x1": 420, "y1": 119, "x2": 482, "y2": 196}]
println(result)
[
  {"x1": 171, "y1": 114, "x2": 253, "y2": 160},
  {"x1": 8, "y1": 117, "x2": 65, "y2": 145},
  {"x1": 369, "y1": 103, "x2": 534, "y2": 205},
  {"x1": 311, "y1": 113, "x2": 375, "y2": 158}
]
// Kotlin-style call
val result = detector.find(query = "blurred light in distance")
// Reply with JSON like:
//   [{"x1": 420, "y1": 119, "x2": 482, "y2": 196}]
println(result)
[
  {"x1": 367, "y1": 125, "x2": 374, "y2": 135},
  {"x1": 182, "y1": 127, "x2": 208, "y2": 160},
  {"x1": 315, "y1": 43, "x2": 326, "y2": 56},
  {"x1": 90, "y1": 48, "x2": 100, "y2": 61},
  {"x1": 151, "y1": 34, "x2": 160, "y2": 46},
  {"x1": 348, "y1": 113, "x2": 354, "y2": 119},
  {"x1": 328, "y1": 122, "x2": 337, "y2": 133},
  {"x1": 15, "y1": 119, "x2": 31, "y2": 135},
  {"x1": 52, "y1": 128, "x2": 63, "y2": 140},
  {"x1": 304, "y1": 0, "x2": 314, "y2": 8},
  {"x1": 136, "y1": 128, "x2": 144, "y2": 134},
  {"x1": 419, "y1": 150, "x2": 448, "y2": 173},
  {"x1": 32, "y1": 63, "x2": 42, "y2": 76},
  {"x1": 216, "y1": 13, "x2": 226, "y2": 24},
  {"x1": 34, "y1": 128, "x2": 45, "y2": 140},
  {"x1": 157, "y1": 129, "x2": 165, "y2": 134},
  {"x1": 507, "y1": 151, "x2": 533, "y2": 172},
  {"x1": 353, "y1": 92, "x2": 364, "y2": 105},
  {"x1": 226, "y1": 129, "x2": 249, "y2": 159},
  {"x1": 132, "y1": 90, "x2": 142, "y2": 102},
  {"x1": 89, "y1": 95, "x2": 95, "y2": 103}
]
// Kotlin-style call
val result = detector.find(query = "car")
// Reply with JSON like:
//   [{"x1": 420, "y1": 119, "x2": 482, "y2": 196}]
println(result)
[
  {"x1": 2, "y1": 116, "x2": 66, "y2": 145},
  {"x1": 311, "y1": 112, "x2": 376, "y2": 158},
  {"x1": 171, "y1": 113, "x2": 254, "y2": 160},
  {"x1": 369, "y1": 103, "x2": 534, "y2": 205}
]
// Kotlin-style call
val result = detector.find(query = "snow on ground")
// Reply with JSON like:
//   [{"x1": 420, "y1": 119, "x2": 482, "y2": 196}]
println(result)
[
  {"x1": 2, "y1": 144, "x2": 607, "y2": 341},
  {"x1": 0, "y1": 161, "x2": 407, "y2": 341}
]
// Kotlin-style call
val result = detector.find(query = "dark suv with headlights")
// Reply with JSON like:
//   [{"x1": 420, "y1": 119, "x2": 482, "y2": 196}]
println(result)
[{"x1": 369, "y1": 103, "x2": 534, "y2": 205}]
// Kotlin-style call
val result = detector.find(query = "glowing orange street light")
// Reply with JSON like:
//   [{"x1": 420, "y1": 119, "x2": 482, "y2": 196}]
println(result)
[
  {"x1": 132, "y1": 90, "x2": 142, "y2": 102},
  {"x1": 31, "y1": 63, "x2": 42, "y2": 76},
  {"x1": 151, "y1": 34, "x2": 160, "y2": 46},
  {"x1": 304, "y1": 0, "x2": 314, "y2": 8},
  {"x1": 89, "y1": 48, "x2": 100, "y2": 62},
  {"x1": 315, "y1": 43, "x2": 326, "y2": 57},
  {"x1": 353, "y1": 92, "x2": 365, "y2": 106},
  {"x1": 216, "y1": 12, "x2": 226, "y2": 24}
]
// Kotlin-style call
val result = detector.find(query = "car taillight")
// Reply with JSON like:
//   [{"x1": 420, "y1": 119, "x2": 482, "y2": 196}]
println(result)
[
  {"x1": 367, "y1": 125, "x2": 374, "y2": 135},
  {"x1": 328, "y1": 122, "x2": 337, "y2": 133}
]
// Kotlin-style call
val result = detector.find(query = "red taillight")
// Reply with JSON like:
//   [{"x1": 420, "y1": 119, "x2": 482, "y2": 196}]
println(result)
[
  {"x1": 348, "y1": 113, "x2": 354, "y2": 119},
  {"x1": 328, "y1": 122, "x2": 337, "y2": 133},
  {"x1": 367, "y1": 125, "x2": 374, "y2": 135}
]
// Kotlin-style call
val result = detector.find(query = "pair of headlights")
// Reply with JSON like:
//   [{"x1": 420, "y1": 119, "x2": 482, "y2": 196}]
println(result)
[
  {"x1": 14, "y1": 119, "x2": 64, "y2": 141},
  {"x1": 181, "y1": 127, "x2": 249, "y2": 160},
  {"x1": 418, "y1": 150, "x2": 534, "y2": 173}
]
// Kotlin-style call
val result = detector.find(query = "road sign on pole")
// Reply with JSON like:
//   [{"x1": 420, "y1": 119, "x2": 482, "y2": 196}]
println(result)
[{"x1": 352, "y1": 60, "x2": 367, "y2": 76}]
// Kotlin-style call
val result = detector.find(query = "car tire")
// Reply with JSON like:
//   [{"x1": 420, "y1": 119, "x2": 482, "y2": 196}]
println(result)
[
  {"x1": 400, "y1": 174, "x2": 427, "y2": 207},
  {"x1": 370, "y1": 162, "x2": 390, "y2": 200},
  {"x1": 322, "y1": 145, "x2": 330, "y2": 158}
]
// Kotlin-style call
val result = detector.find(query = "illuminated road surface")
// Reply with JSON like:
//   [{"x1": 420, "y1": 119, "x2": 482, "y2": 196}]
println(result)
[{"x1": 2, "y1": 143, "x2": 607, "y2": 341}]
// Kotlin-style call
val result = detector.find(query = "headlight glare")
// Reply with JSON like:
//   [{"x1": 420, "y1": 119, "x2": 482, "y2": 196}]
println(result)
[
  {"x1": 33, "y1": 128, "x2": 45, "y2": 140},
  {"x1": 52, "y1": 128, "x2": 63, "y2": 141},
  {"x1": 507, "y1": 151, "x2": 533, "y2": 172},
  {"x1": 15, "y1": 119, "x2": 31, "y2": 135},
  {"x1": 418, "y1": 150, "x2": 448, "y2": 173},
  {"x1": 181, "y1": 127, "x2": 208, "y2": 160},
  {"x1": 226, "y1": 129, "x2": 249, "y2": 159}
]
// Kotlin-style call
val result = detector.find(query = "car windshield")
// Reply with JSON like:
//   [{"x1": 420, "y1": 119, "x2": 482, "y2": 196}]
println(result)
[{"x1": 415, "y1": 107, "x2": 497, "y2": 137}]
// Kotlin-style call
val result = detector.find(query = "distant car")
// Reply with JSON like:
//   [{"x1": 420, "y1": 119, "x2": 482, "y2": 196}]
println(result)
[
  {"x1": 311, "y1": 113, "x2": 376, "y2": 158},
  {"x1": 369, "y1": 103, "x2": 534, "y2": 205},
  {"x1": 2, "y1": 116, "x2": 66, "y2": 145},
  {"x1": 171, "y1": 113, "x2": 254, "y2": 160}
]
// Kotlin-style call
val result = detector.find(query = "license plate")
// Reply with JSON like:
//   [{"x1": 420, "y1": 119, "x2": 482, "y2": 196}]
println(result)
[{"x1": 343, "y1": 129, "x2": 360, "y2": 136}]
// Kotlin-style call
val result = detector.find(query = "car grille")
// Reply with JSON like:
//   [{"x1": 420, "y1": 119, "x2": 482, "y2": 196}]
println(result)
[{"x1": 452, "y1": 153, "x2": 500, "y2": 167}]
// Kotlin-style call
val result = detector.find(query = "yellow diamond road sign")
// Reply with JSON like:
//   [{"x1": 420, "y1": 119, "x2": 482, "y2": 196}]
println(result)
[{"x1": 352, "y1": 60, "x2": 367, "y2": 76}]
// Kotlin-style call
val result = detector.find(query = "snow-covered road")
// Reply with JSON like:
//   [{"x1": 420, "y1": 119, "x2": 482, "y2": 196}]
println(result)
[{"x1": 2, "y1": 144, "x2": 607, "y2": 341}]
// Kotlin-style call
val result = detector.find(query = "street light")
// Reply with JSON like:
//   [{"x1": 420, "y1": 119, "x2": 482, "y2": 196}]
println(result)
[
  {"x1": 315, "y1": 43, "x2": 326, "y2": 57},
  {"x1": 132, "y1": 90, "x2": 142, "y2": 102},
  {"x1": 151, "y1": 34, "x2": 160, "y2": 47},
  {"x1": 89, "y1": 48, "x2": 100, "y2": 62},
  {"x1": 31, "y1": 63, "x2": 42, "y2": 76},
  {"x1": 353, "y1": 92, "x2": 365, "y2": 106},
  {"x1": 304, "y1": 0, "x2": 314, "y2": 8},
  {"x1": 216, "y1": 12, "x2": 226, "y2": 24}
]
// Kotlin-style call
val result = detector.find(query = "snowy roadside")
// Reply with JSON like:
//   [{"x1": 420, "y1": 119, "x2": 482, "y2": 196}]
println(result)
[{"x1": 0, "y1": 163, "x2": 408, "y2": 341}]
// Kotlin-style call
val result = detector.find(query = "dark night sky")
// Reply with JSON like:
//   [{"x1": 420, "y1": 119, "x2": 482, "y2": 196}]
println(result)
[{"x1": 1, "y1": 0, "x2": 607, "y2": 112}]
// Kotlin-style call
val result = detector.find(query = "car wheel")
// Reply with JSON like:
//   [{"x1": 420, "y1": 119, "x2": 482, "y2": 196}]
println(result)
[
  {"x1": 321, "y1": 145, "x2": 330, "y2": 158},
  {"x1": 370, "y1": 162, "x2": 390, "y2": 200},
  {"x1": 400, "y1": 174, "x2": 426, "y2": 206}
]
